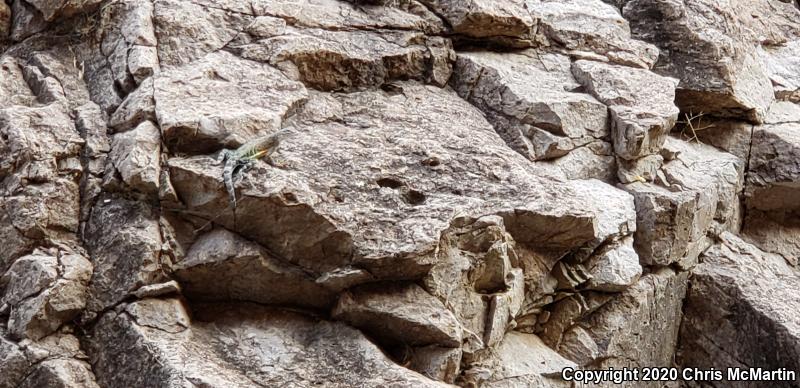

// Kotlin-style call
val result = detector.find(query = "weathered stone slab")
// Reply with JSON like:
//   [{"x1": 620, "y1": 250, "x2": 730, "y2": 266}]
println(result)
[
  {"x1": 572, "y1": 60, "x2": 679, "y2": 160},
  {"x1": 678, "y1": 233, "x2": 800, "y2": 387},
  {"x1": 174, "y1": 228, "x2": 336, "y2": 309},
  {"x1": 154, "y1": 51, "x2": 308, "y2": 154},
  {"x1": 87, "y1": 299, "x2": 451, "y2": 387}
]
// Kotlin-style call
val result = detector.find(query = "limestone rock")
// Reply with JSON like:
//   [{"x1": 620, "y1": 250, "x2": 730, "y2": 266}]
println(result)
[
  {"x1": 87, "y1": 299, "x2": 451, "y2": 387},
  {"x1": 583, "y1": 236, "x2": 641, "y2": 292},
  {"x1": 168, "y1": 83, "x2": 635, "y2": 282},
  {"x1": 622, "y1": 137, "x2": 743, "y2": 267},
  {"x1": 467, "y1": 331, "x2": 575, "y2": 388},
  {"x1": 154, "y1": 0, "x2": 251, "y2": 68},
  {"x1": 239, "y1": 27, "x2": 454, "y2": 91},
  {"x1": 84, "y1": 196, "x2": 163, "y2": 314},
  {"x1": 154, "y1": 51, "x2": 308, "y2": 154},
  {"x1": 617, "y1": 154, "x2": 663, "y2": 184},
  {"x1": 251, "y1": 0, "x2": 444, "y2": 34},
  {"x1": 0, "y1": 329, "x2": 99, "y2": 388},
  {"x1": 422, "y1": 214, "x2": 526, "y2": 357},
  {"x1": 451, "y1": 49, "x2": 621, "y2": 181},
  {"x1": 1, "y1": 250, "x2": 92, "y2": 341},
  {"x1": 761, "y1": 41, "x2": 800, "y2": 102},
  {"x1": 528, "y1": 0, "x2": 659, "y2": 68},
  {"x1": 742, "y1": 210, "x2": 800, "y2": 267},
  {"x1": 0, "y1": 57, "x2": 84, "y2": 271},
  {"x1": 623, "y1": 182, "x2": 698, "y2": 267},
  {"x1": 659, "y1": 137, "x2": 744, "y2": 228},
  {"x1": 453, "y1": 50, "x2": 608, "y2": 147},
  {"x1": 550, "y1": 268, "x2": 688, "y2": 369},
  {"x1": 96, "y1": 0, "x2": 159, "y2": 93},
  {"x1": 109, "y1": 77, "x2": 156, "y2": 133},
  {"x1": 174, "y1": 228, "x2": 336, "y2": 309},
  {"x1": 572, "y1": 59, "x2": 679, "y2": 160},
  {"x1": 409, "y1": 345, "x2": 463, "y2": 384},
  {"x1": 3, "y1": 0, "x2": 800, "y2": 386},
  {"x1": 333, "y1": 282, "x2": 463, "y2": 348},
  {"x1": 109, "y1": 120, "x2": 161, "y2": 194},
  {"x1": 692, "y1": 119, "x2": 754, "y2": 162},
  {"x1": 451, "y1": 50, "x2": 613, "y2": 181},
  {"x1": 678, "y1": 233, "x2": 800, "y2": 386},
  {"x1": 417, "y1": 0, "x2": 535, "y2": 42},
  {"x1": 621, "y1": 0, "x2": 800, "y2": 122},
  {"x1": 746, "y1": 114, "x2": 800, "y2": 212}
]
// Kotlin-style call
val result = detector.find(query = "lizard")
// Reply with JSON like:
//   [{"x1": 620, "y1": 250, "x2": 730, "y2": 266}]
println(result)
[{"x1": 216, "y1": 128, "x2": 293, "y2": 210}]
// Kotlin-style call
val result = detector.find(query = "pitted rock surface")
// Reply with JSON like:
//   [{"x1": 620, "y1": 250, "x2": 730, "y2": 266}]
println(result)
[{"x1": 1, "y1": 0, "x2": 798, "y2": 387}]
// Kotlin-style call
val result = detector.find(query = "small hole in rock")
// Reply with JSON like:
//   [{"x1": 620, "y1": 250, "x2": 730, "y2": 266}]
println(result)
[
  {"x1": 381, "y1": 83, "x2": 404, "y2": 96},
  {"x1": 404, "y1": 189, "x2": 426, "y2": 205},
  {"x1": 377, "y1": 177, "x2": 404, "y2": 189},
  {"x1": 282, "y1": 192, "x2": 298, "y2": 203},
  {"x1": 421, "y1": 157, "x2": 441, "y2": 167}
]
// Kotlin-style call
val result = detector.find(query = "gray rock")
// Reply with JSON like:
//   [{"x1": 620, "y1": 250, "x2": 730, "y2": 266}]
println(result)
[
  {"x1": 467, "y1": 331, "x2": 575, "y2": 388},
  {"x1": 746, "y1": 115, "x2": 800, "y2": 213},
  {"x1": 660, "y1": 137, "x2": 744, "y2": 228},
  {"x1": 2, "y1": 250, "x2": 91, "y2": 341},
  {"x1": 154, "y1": 0, "x2": 252, "y2": 68},
  {"x1": 26, "y1": 47, "x2": 93, "y2": 109},
  {"x1": 0, "y1": 333, "x2": 30, "y2": 388},
  {"x1": 528, "y1": 0, "x2": 659, "y2": 68},
  {"x1": 251, "y1": 0, "x2": 445, "y2": 34},
  {"x1": 333, "y1": 282, "x2": 463, "y2": 348},
  {"x1": 409, "y1": 345, "x2": 463, "y2": 384},
  {"x1": 154, "y1": 51, "x2": 308, "y2": 154},
  {"x1": 677, "y1": 233, "x2": 800, "y2": 387},
  {"x1": 621, "y1": 0, "x2": 800, "y2": 122},
  {"x1": 572, "y1": 59, "x2": 679, "y2": 160},
  {"x1": 623, "y1": 182, "x2": 699, "y2": 267},
  {"x1": 239, "y1": 27, "x2": 454, "y2": 91},
  {"x1": 87, "y1": 299, "x2": 452, "y2": 387},
  {"x1": 130, "y1": 280, "x2": 182, "y2": 299},
  {"x1": 692, "y1": 119, "x2": 754, "y2": 162},
  {"x1": 451, "y1": 51, "x2": 608, "y2": 163},
  {"x1": 17, "y1": 358, "x2": 100, "y2": 388},
  {"x1": 0, "y1": 329, "x2": 99, "y2": 388},
  {"x1": 622, "y1": 137, "x2": 743, "y2": 267},
  {"x1": 109, "y1": 77, "x2": 156, "y2": 133},
  {"x1": 422, "y1": 214, "x2": 524, "y2": 357},
  {"x1": 552, "y1": 268, "x2": 688, "y2": 369},
  {"x1": 9, "y1": 0, "x2": 48, "y2": 41},
  {"x1": 417, "y1": 0, "x2": 535, "y2": 42},
  {"x1": 450, "y1": 49, "x2": 620, "y2": 181},
  {"x1": 743, "y1": 210, "x2": 800, "y2": 267},
  {"x1": 4, "y1": 1, "x2": 800, "y2": 386},
  {"x1": 109, "y1": 120, "x2": 161, "y2": 194},
  {"x1": 617, "y1": 154, "x2": 663, "y2": 184},
  {"x1": 84, "y1": 196, "x2": 164, "y2": 314},
  {"x1": 761, "y1": 41, "x2": 800, "y2": 103},
  {"x1": 584, "y1": 236, "x2": 641, "y2": 292},
  {"x1": 168, "y1": 83, "x2": 635, "y2": 282},
  {"x1": 174, "y1": 228, "x2": 336, "y2": 309},
  {"x1": 91, "y1": 0, "x2": 159, "y2": 94}
]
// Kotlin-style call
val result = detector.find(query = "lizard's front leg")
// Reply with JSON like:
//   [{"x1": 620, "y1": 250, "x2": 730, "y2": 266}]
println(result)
[{"x1": 216, "y1": 149, "x2": 232, "y2": 164}]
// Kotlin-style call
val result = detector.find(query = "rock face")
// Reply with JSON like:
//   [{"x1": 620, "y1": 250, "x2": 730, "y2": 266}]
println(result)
[
  {"x1": 621, "y1": 0, "x2": 800, "y2": 123},
  {"x1": 678, "y1": 233, "x2": 800, "y2": 388},
  {"x1": 1, "y1": 0, "x2": 799, "y2": 387}
]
